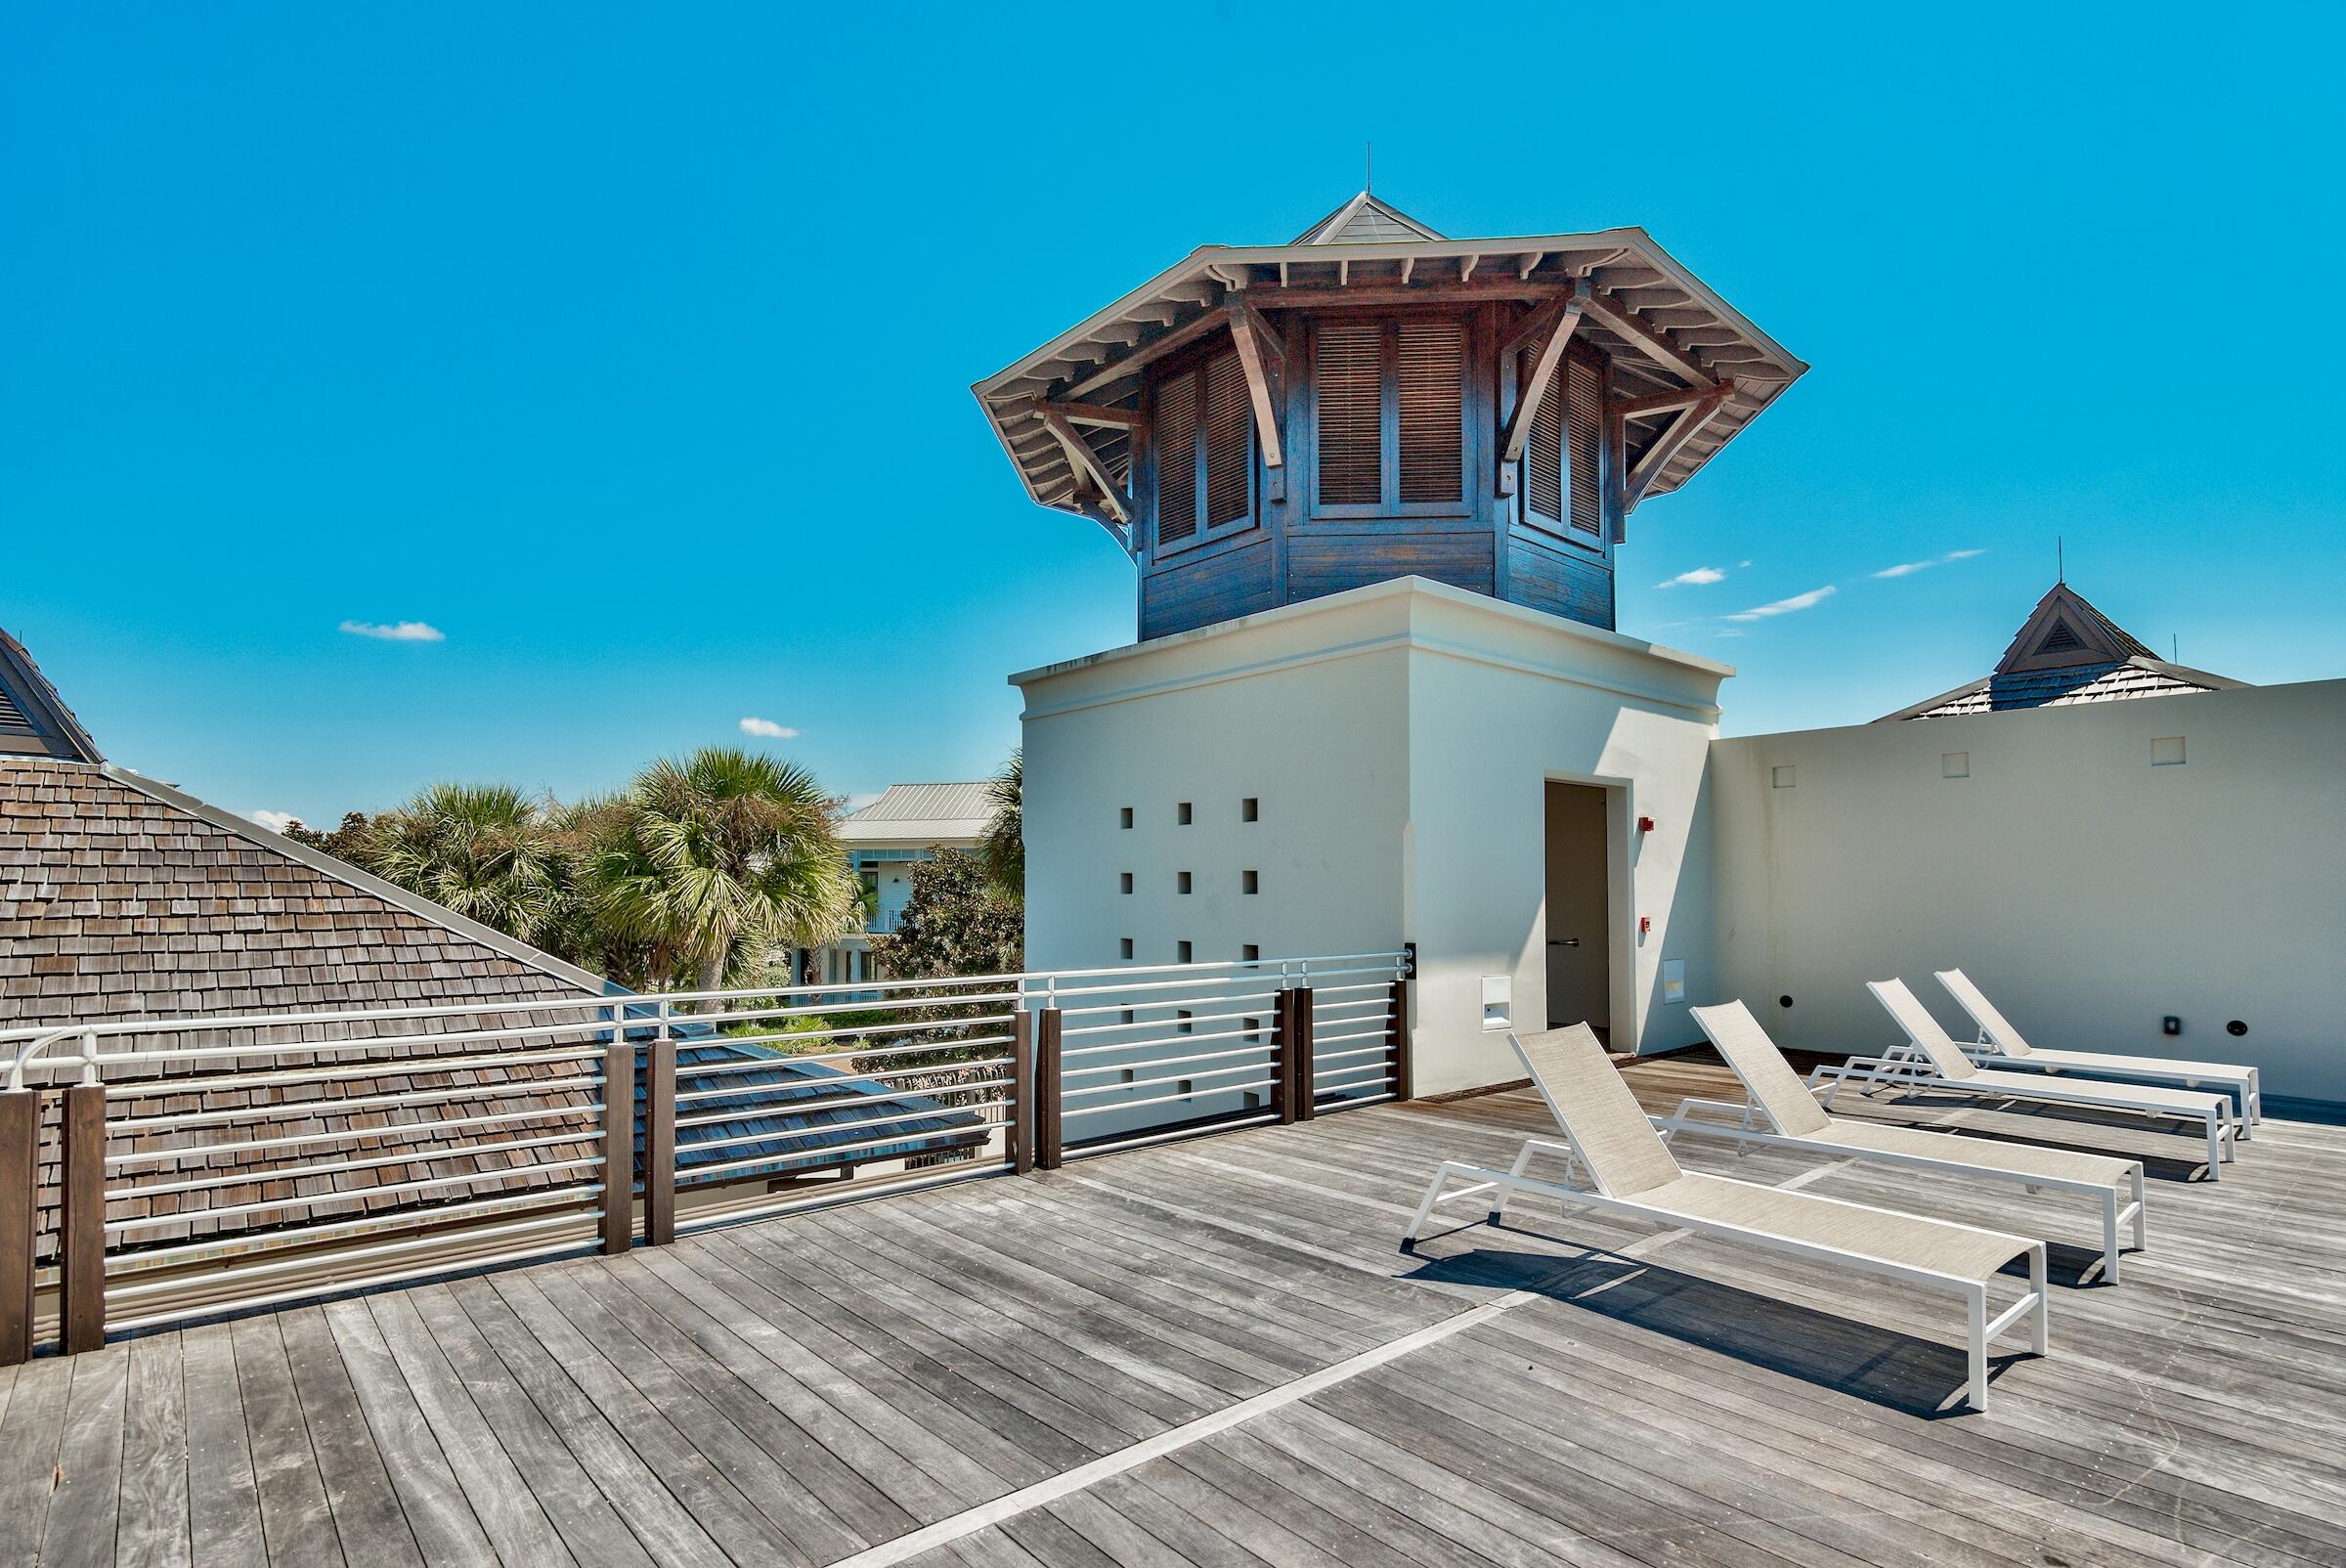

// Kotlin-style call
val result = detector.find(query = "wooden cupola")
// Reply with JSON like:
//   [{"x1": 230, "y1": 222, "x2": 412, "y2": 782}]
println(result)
[{"x1": 974, "y1": 194, "x2": 1805, "y2": 640}]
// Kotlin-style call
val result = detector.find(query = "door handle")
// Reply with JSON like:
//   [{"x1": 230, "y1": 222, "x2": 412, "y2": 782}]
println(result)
[{"x1": 1547, "y1": 937, "x2": 1581, "y2": 948}]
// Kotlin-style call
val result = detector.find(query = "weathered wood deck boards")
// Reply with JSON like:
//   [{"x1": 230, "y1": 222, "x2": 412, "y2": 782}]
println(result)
[{"x1": 7, "y1": 1053, "x2": 2344, "y2": 1568}]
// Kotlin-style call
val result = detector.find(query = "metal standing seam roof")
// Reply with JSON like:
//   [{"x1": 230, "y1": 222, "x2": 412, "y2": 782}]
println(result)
[
  {"x1": 973, "y1": 195, "x2": 1806, "y2": 530},
  {"x1": 837, "y1": 781, "x2": 995, "y2": 845}
]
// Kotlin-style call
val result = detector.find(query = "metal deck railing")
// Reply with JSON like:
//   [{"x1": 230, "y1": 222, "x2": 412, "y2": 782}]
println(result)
[{"x1": 0, "y1": 948, "x2": 1412, "y2": 1359}]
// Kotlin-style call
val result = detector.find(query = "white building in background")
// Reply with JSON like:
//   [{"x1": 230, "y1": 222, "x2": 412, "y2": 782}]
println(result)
[
  {"x1": 815, "y1": 783, "x2": 994, "y2": 985},
  {"x1": 977, "y1": 192, "x2": 2346, "y2": 1108}
]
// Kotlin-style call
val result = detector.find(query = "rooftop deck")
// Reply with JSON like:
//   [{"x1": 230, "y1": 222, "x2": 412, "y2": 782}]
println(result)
[{"x1": 3, "y1": 1053, "x2": 2340, "y2": 1568}]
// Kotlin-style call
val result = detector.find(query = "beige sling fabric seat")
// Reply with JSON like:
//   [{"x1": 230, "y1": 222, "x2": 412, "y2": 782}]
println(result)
[
  {"x1": 1937, "y1": 968, "x2": 2261, "y2": 1131},
  {"x1": 1830, "y1": 980, "x2": 2238, "y2": 1179},
  {"x1": 1676, "y1": 1000, "x2": 2146, "y2": 1281},
  {"x1": 1404, "y1": 1023, "x2": 2048, "y2": 1409}
]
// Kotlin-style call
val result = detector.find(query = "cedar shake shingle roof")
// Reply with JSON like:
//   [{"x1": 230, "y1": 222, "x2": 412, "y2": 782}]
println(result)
[
  {"x1": 1, "y1": 757, "x2": 608, "y2": 1263},
  {"x1": 1, "y1": 759, "x2": 983, "y2": 1269}
]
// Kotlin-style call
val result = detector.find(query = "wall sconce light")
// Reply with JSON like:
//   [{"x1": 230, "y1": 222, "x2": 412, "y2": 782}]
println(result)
[{"x1": 1637, "y1": 815, "x2": 1656, "y2": 834}]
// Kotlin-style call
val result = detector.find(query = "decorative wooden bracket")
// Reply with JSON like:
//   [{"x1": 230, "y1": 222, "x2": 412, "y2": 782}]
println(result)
[
  {"x1": 1054, "y1": 401, "x2": 1150, "y2": 439},
  {"x1": 1226, "y1": 298, "x2": 1287, "y2": 502},
  {"x1": 1035, "y1": 401, "x2": 1134, "y2": 530},
  {"x1": 1579, "y1": 290, "x2": 1719, "y2": 391},
  {"x1": 1624, "y1": 386, "x2": 1731, "y2": 512},
  {"x1": 1496, "y1": 284, "x2": 1587, "y2": 497}
]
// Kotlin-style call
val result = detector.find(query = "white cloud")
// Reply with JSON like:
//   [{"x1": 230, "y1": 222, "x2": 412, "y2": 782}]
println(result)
[
  {"x1": 249, "y1": 809, "x2": 301, "y2": 834},
  {"x1": 1875, "y1": 546, "x2": 1986, "y2": 579},
  {"x1": 340, "y1": 619, "x2": 445, "y2": 642},
  {"x1": 1726, "y1": 586, "x2": 1837, "y2": 622},
  {"x1": 739, "y1": 717, "x2": 800, "y2": 740},
  {"x1": 1657, "y1": 566, "x2": 1727, "y2": 588}
]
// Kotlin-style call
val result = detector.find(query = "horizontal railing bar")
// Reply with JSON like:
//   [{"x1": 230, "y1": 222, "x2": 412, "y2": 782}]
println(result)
[
  {"x1": 1311, "y1": 1027, "x2": 1392, "y2": 1050},
  {"x1": 1, "y1": 952, "x2": 1409, "y2": 1050},
  {"x1": 1312, "y1": 1045, "x2": 1394, "y2": 1067},
  {"x1": 674, "y1": 1067, "x2": 1013, "y2": 1125},
  {"x1": 101, "y1": 1047, "x2": 608, "y2": 1099},
  {"x1": 1064, "y1": 1061, "x2": 1273, "y2": 1102},
  {"x1": 1055, "y1": 989, "x2": 1282, "y2": 1022},
  {"x1": 81, "y1": 1019, "x2": 624, "y2": 1070},
  {"x1": 1062, "y1": 1044, "x2": 1271, "y2": 1079},
  {"x1": 105, "y1": 1208, "x2": 597, "y2": 1304},
  {"x1": 1064, "y1": 1111, "x2": 1280, "y2": 1159},
  {"x1": 670, "y1": 1158, "x2": 1012, "y2": 1237},
  {"x1": 1315, "y1": 1092, "x2": 1397, "y2": 1112},
  {"x1": 677, "y1": 1097, "x2": 1010, "y2": 1157},
  {"x1": 109, "y1": 1187, "x2": 598, "y2": 1270},
  {"x1": 111, "y1": 1128, "x2": 604, "y2": 1200},
  {"x1": 1064, "y1": 1079, "x2": 1275, "y2": 1118},
  {"x1": 668, "y1": 993, "x2": 1023, "y2": 1030},
  {"x1": 1313, "y1": 1066, "x2": 1395, "y2": 1089},
  {"x1": 678, "y1": 1123, "x2": 997, "y2": 1181},
  {"x1": 679, "y1": 1033, "x2": 1016, "y2": 1079},
  {"x1": 108, "y1": 1101, "x2": 604, "y2": 1166},
  {"x1": 675, "y1": 1015, "x2": 1017, "y2": 1059},
  {"x1": 105, "y1": 1166, "x2": 606, "y2": 1236},
  {"x1": 104, "y1": 1231, "x2": 601, "y2": 1334},
  {"x1": 1061, "y1": 1004, "x2": 1279, "y2": 1037},
  {"x1": 108, "y1": 1071, "x2": 606, "y2": 1129},
  {"x1": 1061, "y1": 1025, "x2": 1264, "y2": 1061}
]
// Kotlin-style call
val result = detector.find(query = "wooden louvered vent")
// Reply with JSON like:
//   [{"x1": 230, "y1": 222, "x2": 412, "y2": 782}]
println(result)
[
  {"x1": 0, "y1": 683, "x2": 29, "y2": 735},
  {"x1": 1397, "y1": 320, "x2": 1463, "y2": 504},
  {"x1": 1315, "y1": 323, "x2": 1382, "y2": 506},
  {"x1": 1566, "y1": 357, "x2": 1602, "y2": 538},
  {"x1": 1522, "y1": 347, "x2": 1565, "y2": 528},
  {"x1": 1153, "y1": 370, "x2": 1198, "y2": 546},
  {"x1": 1202, "y1": 350, "x2": 1250, "y2": 530}
]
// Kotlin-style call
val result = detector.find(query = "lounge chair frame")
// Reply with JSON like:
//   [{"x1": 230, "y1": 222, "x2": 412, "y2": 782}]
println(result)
[
  {"x1": 1822, "y1": 981, "x2": 2238, "y2": 1179},
  {"x1": 1651, "y1": 1094, "x2": 2146, "y2": 1283},
  {"x1": 1404, "y1": 1032, "x2": 2049, "y2": 1410},
  {"x1": 1935, "y1": 968, "x2": 2262, "y2": 1133}
]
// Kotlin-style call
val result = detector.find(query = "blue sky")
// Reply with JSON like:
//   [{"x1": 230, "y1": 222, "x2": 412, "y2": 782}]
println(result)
[{"x1": 6, "y1": 5, "x2": 2341, "y2": 828}]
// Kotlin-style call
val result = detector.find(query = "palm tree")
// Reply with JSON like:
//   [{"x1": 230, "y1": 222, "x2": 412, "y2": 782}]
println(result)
[
  {"x1": 980, "y1": 749, "x2": 1023, "y2": 901},
  {"x1": 357, "y1": 783, "x2": 565, "y2": 944},
  {"x1": 586, "y1": 747, "x2": 856, "y2": 1003}
]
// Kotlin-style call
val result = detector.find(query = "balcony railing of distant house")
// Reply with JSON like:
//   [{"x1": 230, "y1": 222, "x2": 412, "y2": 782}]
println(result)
[{"x1": 0, "y1": 948, "x2": 1411, "y2": 1362}]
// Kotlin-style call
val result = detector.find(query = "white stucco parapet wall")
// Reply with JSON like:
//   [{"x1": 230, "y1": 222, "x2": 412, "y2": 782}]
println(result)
[{"x1": 1014, "y1": 577, "x2": 1731, "y2": 1098}]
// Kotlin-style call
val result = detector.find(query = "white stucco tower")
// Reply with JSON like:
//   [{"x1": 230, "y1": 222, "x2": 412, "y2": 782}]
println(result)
[{"x1": 974, "y1": 194, "x2": 1803, "y2": 1094}]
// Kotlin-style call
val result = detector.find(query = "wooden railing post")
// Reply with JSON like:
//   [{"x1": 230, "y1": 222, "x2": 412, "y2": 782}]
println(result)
[
  {"x1": 600, "y1": 1007, "x2": 634, "y2": 1255},
  {"x1": 1271, "y1": 989, "x2": 1294, "y2": 1123},
  {"x1": 0, "y1": 1088, "x2": 35, "y2": 1366},
  {"x1": 1387, "y1": 969, "x2": 1412, "y2": 1102},
  {"x1": 1289, "y1": 986, "x2": 1317, "y2": 1122},
  {"x1": 645, "y1": 1001, "x2": 676, "y2": 1246},
  {"x1": 1033, "y1": 1006, "x2": 1064, "y2": 1171},
  {"x1": 61, "y1": 1077, "x2": 107, "y2": 1355},
  {"x1": 1011, "y1": 1007, "x2": 1036, "y2": 1176}
]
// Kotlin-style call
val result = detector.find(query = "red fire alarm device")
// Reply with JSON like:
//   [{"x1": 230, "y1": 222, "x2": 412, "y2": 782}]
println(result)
[
  {"x1": 1638, "y1": 915, "x2": 1652, "y2": 936},
  {"x1": 1637, "y1": 815, "x2": 1656, "y2": 834}
]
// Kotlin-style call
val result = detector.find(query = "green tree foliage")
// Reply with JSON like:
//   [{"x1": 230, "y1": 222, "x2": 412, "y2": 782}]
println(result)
[
  {"x1": 586, "y1": 747, "x2": 858, "y2": 1003},
  {"x1": 330, "y1": 749, "x2": 855, "y2": 997},
  {"x1": 867, "y1": 849, "x2": 1023, "y2": 980},
  {"x1": 979, "y1": 749, "x2": 1023, "y2": 901},
  {"x1": 282, "y1": 811, "x2": 373, "y2": 862},
  {"x1": 355, "y1": 784, "x2": 566, "y2": 945}
]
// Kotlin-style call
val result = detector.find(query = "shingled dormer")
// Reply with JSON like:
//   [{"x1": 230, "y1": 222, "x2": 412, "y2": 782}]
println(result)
[
  {"x1": 0, "y1": 629, "x2": 103, "y2": 763},
  {"x1": 974, "y1": 195, "x2": 1805, "y2": 641},
  {"x1": 1883, "y1": 582, "x2": 2247, "y2": 720}
]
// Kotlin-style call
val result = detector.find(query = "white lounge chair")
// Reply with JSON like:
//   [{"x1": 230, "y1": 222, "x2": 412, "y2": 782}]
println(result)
[
  {"x1": 1936, "y1": 968, "x2": 2261, "y2": 1133},
  {"x1": 1675, "y1": 1000, "x2": 2146, "y2": 1282},
  {"x1": 1827, "y1": 980, "x2": 2237, "y2": 1179},
  {"x1": 1405, "y1": 1023, "x2": 2049, "y2": 1410}
]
